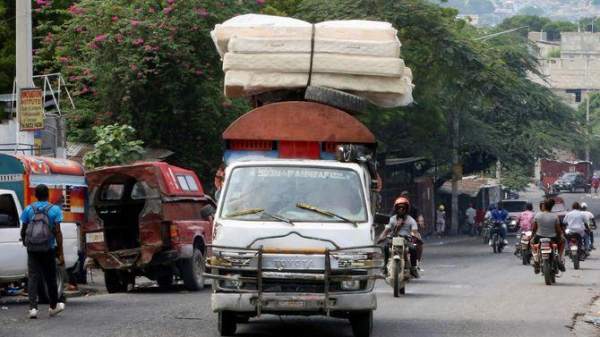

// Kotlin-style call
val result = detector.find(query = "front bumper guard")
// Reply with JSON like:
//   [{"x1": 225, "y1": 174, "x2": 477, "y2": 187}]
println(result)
[{"x1": 204, "y1": 241, "x2": 383, "y2": 316}]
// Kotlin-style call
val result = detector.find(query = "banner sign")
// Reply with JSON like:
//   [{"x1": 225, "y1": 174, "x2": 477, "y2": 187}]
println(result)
[{"x1": 19, "y1": 88, "x2": 44, "y2": 131}]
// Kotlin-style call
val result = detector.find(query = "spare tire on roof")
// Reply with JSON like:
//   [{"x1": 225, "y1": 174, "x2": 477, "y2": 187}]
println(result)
[{"x1": 304, "y1": 86, "x2": 370, "y2": 115}]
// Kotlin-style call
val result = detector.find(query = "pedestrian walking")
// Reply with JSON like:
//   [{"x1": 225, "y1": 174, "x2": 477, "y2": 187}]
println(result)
[
  {"x1": 466, "y1": 203, "x2": 476, "y2": 236},
  {"x1": 436, "y1": 205, "x2": 446, "y2": 237},
  {"x1": 592, "y1": 174, "x2": 599, "y2": 196},
  {"x1": 20, "y1": 184, "x2": 65, "y2": 319}
]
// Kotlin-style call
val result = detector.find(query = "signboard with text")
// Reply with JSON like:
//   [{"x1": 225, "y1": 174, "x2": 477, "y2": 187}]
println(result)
[{"x1": 19, "y1": 88, "x2": 44, "y2": 131}]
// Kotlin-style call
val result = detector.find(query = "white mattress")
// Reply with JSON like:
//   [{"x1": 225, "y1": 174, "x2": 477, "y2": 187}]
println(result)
[
  {"x1": 224, "y1": 71, "x2": 413, "y2": 107},
  {"x1": 223, "y1": 53, "x2": 405, "y2": 77},
  {"x1": 228, "y1": 36, "x2": 401, "y2": 58},
  {"x1": 213, "y1": 14, "x2": 399, "y2": 56}
]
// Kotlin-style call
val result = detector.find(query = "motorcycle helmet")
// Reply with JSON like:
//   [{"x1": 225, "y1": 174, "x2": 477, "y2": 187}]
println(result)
[
  {"x1": 581, "y1": 202, "x2": 588, "y2": 209},
  {"x1": 394, "y1": 197, "x2": 411, "y2": 212},
  {"x1": 439, "y1": 204, "x2": 445, "y2": 211}
]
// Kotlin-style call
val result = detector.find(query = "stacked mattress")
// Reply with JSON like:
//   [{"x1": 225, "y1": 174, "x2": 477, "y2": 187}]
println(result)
[{"x1": 211, "y1": 14, "x2": 414, "y2": 108}]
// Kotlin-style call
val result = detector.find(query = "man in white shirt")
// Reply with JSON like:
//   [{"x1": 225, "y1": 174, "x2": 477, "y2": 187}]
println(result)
[
  {"x1": 466, "y1": 203, "x2": 476, "y2": 236},
  {"x1": 581, "y1": 203, "x2": 595, "y2": 250},
  {"x1": 564, "y1": 202, "x2": 591, "y2": 252}
]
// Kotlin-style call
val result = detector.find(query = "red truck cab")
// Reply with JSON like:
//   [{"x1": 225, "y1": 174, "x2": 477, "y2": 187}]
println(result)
[{"x1": 83, "y1": 162, "x2": 215, "y2": 293}]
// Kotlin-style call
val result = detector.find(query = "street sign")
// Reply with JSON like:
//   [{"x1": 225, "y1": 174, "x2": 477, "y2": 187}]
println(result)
[{"x1": 19, "y1": 88, "x2": 44, "y2": 131}]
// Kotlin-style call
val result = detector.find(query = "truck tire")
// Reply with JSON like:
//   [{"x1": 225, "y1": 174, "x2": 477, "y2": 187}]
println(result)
[
  {"x1": 350, "y1": 310, "x2": 373, "y2": 337},
  {"x1": 181, "y1": 249, "x2": 205, "y2": 291},
  {"x1": 218, "y1": 311, "x2": 237, "y2": 336},
  {"x1": 304, "y1": 86, "x2": 369, "y2": 114},
  {"x1": 38, "y1": 259, "x2": 66, "y2": 304},
  {"x1": 104, "y1": 270, "x2": 130, "y2": 293}
]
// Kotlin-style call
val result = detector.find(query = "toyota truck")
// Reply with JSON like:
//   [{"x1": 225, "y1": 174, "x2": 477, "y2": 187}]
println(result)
[{"x1": 206, "y1": 102, "x2": 383, "y2": 337}]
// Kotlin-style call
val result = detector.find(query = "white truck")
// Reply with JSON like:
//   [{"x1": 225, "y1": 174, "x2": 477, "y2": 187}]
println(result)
[
  {"x1": 0, "y1": 154, "x2": 87, "y2": 300},
  {"x1": 207, "y1": 102, "x2": 383, "y2": 337}
]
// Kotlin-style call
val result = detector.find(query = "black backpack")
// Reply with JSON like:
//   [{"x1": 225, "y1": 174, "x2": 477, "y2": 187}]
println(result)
[{"x1": 25, "y1": 204, "x2": 53, "y2": 252}]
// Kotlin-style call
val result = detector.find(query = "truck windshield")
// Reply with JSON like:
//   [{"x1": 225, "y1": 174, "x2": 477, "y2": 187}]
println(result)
[{"x1": 221, "y1": 166, "x2": 367, "y2": 223}]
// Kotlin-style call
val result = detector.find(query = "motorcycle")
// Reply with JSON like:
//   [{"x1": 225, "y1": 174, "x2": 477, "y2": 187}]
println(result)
[
  {"x1": 535, "y1": 238, "x2": 561, "y2": 285},
  {"x1": 386, "y1": 234, "x2": 415, "y2": 297},
  {"x1": 490, "y1": 221, "x2": 506, "y2": 253},
  {"x1": 565, "y1": 230, "x2": 587, "y2": 270},
  {"x1": 515, "y1": 231, "x2": 532, "y2": 265}
]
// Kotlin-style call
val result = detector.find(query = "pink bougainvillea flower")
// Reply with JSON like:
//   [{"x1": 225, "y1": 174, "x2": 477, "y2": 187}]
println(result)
[
  {"x1": 195, "y1": 70, "x2": 203, "y2": 76},
  {"x1": 94, "y1": 34, "x2": 107, "y2": 42},
  {"x1": 144, "y1": 45, "x2": 152, "y2": 51},
  {"x1": 82, "y1": 87, "x2": 89, "y2": 93},
  {"x1": 257, "y1": 0, "x2": 265, "y2": 3},
  {"x1": 148, "y1": 8, "x2": 155, "y2": 13},
  {"x1": 75, "y1": 27, "x2": 83, "y2": 33},
  {"x1": 94, "y1": 119, "x2": 101, "y2": 125},
  {"x1": 44, "y1": 36, "x2": 53, "y2": 42},
  {"x1": 167, "y1": 0, "x2": 176, "y2": 3},
  {"x1": 131, "y1": 20, "x2": 140, "y2": 26},
  {"x1": 59, "y1": 57, "x2": 70, "y2": 63},
  {"x1": 167, "y1": 51, "x2": 173, "y2": 56},
  {"x1": 68, "y1": 5, "x2": 77, "y2": 13},
  {"x1": 131, "y1": 64, "x2": 138, "y2": 70},
  {"x1": 154, "y1": 46, "x2": 160, "y2": 51},
  {"x1": 132, "y1": 39, "x2": 144, "y2": 45},
  {"x1": 222, "y1": 101, "x2": 231, "y2": 108},
  {"x1": 163, "y1": 6, "x2": 172, "y2": 13},
  {"x1": 90, "y1": 74, "x2": 97, "y2": 79},
  {"x1": 111, "y1": 16, "x2": 119, "y2": 22},
  {"x1": 137, "y1": 71, "x2": 144, "y2": 78}
]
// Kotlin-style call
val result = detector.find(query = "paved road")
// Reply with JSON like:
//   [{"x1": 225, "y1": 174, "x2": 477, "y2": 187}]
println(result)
[{"x1": 2, "y1": 188, "x2": 599, "y2": 337}]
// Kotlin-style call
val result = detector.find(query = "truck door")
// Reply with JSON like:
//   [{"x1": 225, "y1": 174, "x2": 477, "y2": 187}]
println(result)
[{"x1": 0, "y1": 191, "x2": 27, "y2": 279}]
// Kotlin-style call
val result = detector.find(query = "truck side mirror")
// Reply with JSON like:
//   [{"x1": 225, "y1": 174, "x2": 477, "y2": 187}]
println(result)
[
  {"x1": 374, "y1": 213, "x2": 390, "y2": 225},
  {"x1": 0, "y1": 214, "x2": 11, "y2": 227}
]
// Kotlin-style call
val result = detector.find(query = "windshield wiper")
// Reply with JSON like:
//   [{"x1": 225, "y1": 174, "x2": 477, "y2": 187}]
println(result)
[
  {"x1": 227, "y1": 208, "x2": 265, "y2": 217},
  {"x1": 296, "y1": 203, "x2": 357, "y2": 227},
  {"x1": 261, "y1": 212, "x2": 295, "y2": 226},
  {"x1": 227, "y1": 208, "x2": 294, "y2": 226}
]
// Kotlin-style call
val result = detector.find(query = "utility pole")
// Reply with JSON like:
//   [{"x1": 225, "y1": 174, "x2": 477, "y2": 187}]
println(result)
[
  {"x1": 451, "y1": 108, "x2": 460, "y2": 235},
  {"x1": 587, "y1": 94, "x2": 590, "y2": 162},
  {"x1": 15, "y1": 0, "x2": 35, "y2": 153}
]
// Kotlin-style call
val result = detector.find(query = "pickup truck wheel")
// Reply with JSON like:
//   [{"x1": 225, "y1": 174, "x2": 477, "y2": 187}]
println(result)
[
  {"x1": 218, "y1": 311, "x2": 237, "y2": 336},
  {"x1": 181, "y1": 249, "x2": 205, "y2": 291},
  {"x1": 350, "y1": 310, "x2": 373, "y2": 337},
  {"x1": 104, "y1": 270, "x2": 130, "y2": 293},
  {"x1": 38, "y1": 259, "x2": 66, "y2": 304}
]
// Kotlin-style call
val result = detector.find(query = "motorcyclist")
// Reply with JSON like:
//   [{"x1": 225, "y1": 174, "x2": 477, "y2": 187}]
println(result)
[
  {"x1": 377, "y1": 197, "x2": 420, "y2": 278},
  {"x1": 531, "y1": 198, "x2": 565, "y2": 273},
  {"x1": 581, "y1": 202, "x2": 595, "y2": 250},
  {"x1": 398, "y1": 191, "x2": 424, "y2": 270},
  {"x1": 489, "y1": 202, "x2": 509, "y2": 245},
  {"x1": 564, "y1": 201, "x2": 591, "y2": 255}
]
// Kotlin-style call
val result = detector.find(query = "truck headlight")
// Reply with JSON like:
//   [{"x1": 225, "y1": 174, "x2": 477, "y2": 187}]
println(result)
[
  {"x1": 222, "y1": 274, "x2": 242, "y2": 288},
  {"x1": 341, "y1": 280, "x2": 360, "y2": 290}
]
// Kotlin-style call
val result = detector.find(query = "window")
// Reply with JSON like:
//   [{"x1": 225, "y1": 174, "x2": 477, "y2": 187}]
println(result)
[
  {"x1": 566, "y1": 89, "x2": 582, "y2": 103},
  {"x1": 176, "y1": 175, "x2": 190, "y2": 191},
  {"x1": 0, "y1": 194, "x2": 19, "y2": 228},
  {"x1": 176, "y1": 175, "x2": 199, "y2": 192},
  {"x1": 131, "y1": 182, "x2": 147, "y2": 200},
  {"x1": 99, "y1": 184, "x2": 125, "y2": 200}
]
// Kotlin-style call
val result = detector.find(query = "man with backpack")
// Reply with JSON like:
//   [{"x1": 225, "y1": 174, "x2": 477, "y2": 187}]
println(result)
[{"x1": 20, "y1": 184, "x2": 65, "y2": 319}]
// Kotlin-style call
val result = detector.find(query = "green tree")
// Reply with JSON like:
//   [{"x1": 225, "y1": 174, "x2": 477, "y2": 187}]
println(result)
[
  {"x1": 83, "y1": 124, "x2": 144, "y2": 169},
  {"x1": 542, "y1": 21, "x2": 577, "y2": 41},
  {"x1": 44, "y1": 0, "x2": 264, "y2": 181},
  {"x1": 0, "y1": 0, "x2": 15, "y2": 93}
]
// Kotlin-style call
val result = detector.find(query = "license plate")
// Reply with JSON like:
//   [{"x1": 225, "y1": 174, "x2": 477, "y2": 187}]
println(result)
[
  {"x1": 571, "y1": 246, "x2": 578, "y2": 251},
  {"x1": 86, "y1": 232, "x2": 104, "y2": 243},
  {"x1": 276, "y1": 300, "x2": 308, "y2": 308}
]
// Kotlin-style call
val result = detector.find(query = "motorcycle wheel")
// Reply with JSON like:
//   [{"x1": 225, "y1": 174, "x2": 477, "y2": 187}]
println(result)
[
  {"x1": 522, "y1": 249, "x2": 529, "y2": 265},
  {"x1": 492, "y1": 235, "x2": 498, "y2": 253},
  {"x1": 574, "y1": 251, "x2": 580, "y2": 270},
  {"x1": 543, "y1": 259, "x2": 552, "y2": 285},
  {"x1": 498, "y1": 242, "x2": 504, "y2": 253},
  {"x1": 393, "y1": 259, "x2": 400, "y2": 298}
]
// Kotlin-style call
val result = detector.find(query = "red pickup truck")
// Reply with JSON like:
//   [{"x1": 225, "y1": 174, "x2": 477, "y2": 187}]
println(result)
[{"x1": 83, "y1": 162, "x2": 215, "y2": 293}]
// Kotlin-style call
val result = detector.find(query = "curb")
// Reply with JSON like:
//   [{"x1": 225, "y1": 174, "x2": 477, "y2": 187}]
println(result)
[{"x1": 0, "y1": 289, "x2": 96, "y2": 305}]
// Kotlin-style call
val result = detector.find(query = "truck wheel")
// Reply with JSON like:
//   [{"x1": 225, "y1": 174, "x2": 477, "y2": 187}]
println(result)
[
  {"x1": 104, "y1": 270, "x2": 130, "y2": 293},
  {"x1": 350, "y1": 310, "x2": 373, "y2": 337},
  {"x1": 304, "y1": 86, "x2": 370, "y2": 114},
  {"x1": 218, "y1": 311, "x2": 237, "y2": 336},
  {"x1": 181, "y1": 249, "x2": 205, "y2": 291},
  {"x1": 38, "y1": 259, "x2": 66, "y2": 304}
]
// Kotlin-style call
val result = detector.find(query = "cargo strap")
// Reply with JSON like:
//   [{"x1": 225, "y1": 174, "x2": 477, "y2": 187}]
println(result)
[{"x1": 307, "y1": 24, "x2": 316, "y2": 87}]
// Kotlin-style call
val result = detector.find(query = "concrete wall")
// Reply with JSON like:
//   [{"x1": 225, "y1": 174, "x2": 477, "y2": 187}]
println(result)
[
  {"x1": 532, "y1": 58, "x2": 600, "y2": 90},
  {"x1": 561, "y1": 32, "x2": 600, "y2": 58}
]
